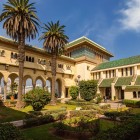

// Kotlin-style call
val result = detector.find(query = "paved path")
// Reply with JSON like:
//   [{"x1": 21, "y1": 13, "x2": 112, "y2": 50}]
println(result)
[{"x1": 9, "y1": 120, "x2": 24, "y2": 127}]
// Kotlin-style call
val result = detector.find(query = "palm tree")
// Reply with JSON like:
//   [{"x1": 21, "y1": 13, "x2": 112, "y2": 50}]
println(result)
[
  {"x1": 0, "y1": 0, "x2": 39, "y2": 108},
  {"x1": 39, "y1": 21, "x2": 68, "y2": 105}
]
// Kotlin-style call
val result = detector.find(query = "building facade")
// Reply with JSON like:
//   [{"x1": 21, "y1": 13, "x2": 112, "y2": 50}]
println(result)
[{"x1": 0, "y1": 35, "x2": 139, "y2": 101}]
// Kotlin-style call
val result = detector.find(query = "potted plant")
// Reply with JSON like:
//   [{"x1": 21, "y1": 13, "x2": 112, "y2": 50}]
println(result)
[{"x1": 10, "y1": 82, "x2": 18, "y2": 101}]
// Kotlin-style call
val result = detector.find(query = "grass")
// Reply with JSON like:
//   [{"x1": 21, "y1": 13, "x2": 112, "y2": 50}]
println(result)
[
  {"x1": 100, "y1": 119, "x2": 118, "y2": 131},
  {"x1": 22, "y1": 119, "x2": 116, "y2": 140},
  {"x1": 22, "y1": 123, "x2": 62, "y2": 140},
  {"x1": 131, "y1": 108, "x2": 140, "y2": 114},
  {"x1": 0, "y1": 106, "x2": 27, "y2": 123},
  {"x1": 0, "y1": 103, "x2": 76, "y2": 123}
]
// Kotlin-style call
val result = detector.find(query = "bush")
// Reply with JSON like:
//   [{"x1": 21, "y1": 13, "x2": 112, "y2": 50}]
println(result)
[
  {"x1": 96, "y1": 94, "x2": 103, "y2": 104},
  {"x1": 69, "y1": 86, "x2": 79, "y2": 100},
  {"x1": 66, "y1": 100, "x2": 95, "y2": 106},
  {"x1": 24, "y1": 87, "x2": 51, "y2": 111},
  {"x1": 94, "y1": 121, "x2": 140, "y2": 140},
  {"x1": 123, "y1": 99, "x2": 140, "y2": 107},
  {"x1": 24, "y1": 114, "x2": 54, "y2": 128},
  {"x1": 70, "y1": 110, "x2": 97, "y2": 118},
  {"x1": 0, "y1": 123, "x2": 24, "y2": 140},
  {"x1": 79, "y1": 80, "x2": 97, "y2": 101}
]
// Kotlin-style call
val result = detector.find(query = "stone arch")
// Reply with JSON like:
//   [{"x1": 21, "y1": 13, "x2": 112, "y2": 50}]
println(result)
[
  {"x1": 35, "y1": 76, "x2": 46, "y2": 88},
  {"x1": 46, "y1": 77, "x2": 52, "y2": 93},
  {"x1": 55, "y1": 78, "x2": 62, "y2": 98},
  {"x1": 23, "y1": 75, "x2": 33, "y2": 93},
  {"x1": 0, "y1": 72, "x2": 4, "y2": 95}
]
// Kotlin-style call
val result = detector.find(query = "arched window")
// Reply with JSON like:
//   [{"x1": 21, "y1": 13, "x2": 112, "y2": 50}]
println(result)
[
  {"x1": 29, "y1": 57, "x2": 32, "y2": 62},
  {"x1": 138, "y1": 91, "x2": 140, "y2": 98},
  {"x1": 14, "y1": 53, "x2": 17, "y2": 59},
  {"x1": 32, "y1": 57, "x2": 34, "y2": 63},
  {"x1": 11, "y1": 52, "x2": 14, "y2": 58},
  {"x1": 133, "y1": 91, "x2": 137, "y2": 98},
  {"x1": 26, "y1": 56, "x2": 28, "y2": 61}
]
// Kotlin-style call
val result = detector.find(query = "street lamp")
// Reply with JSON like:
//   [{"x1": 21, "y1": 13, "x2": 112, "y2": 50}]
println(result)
[
  {"x1": 75, "y1": 75, "x2": 81, "y2": 107},
  {"x1": 77, "y1": 75, "x2": 81, "y2": 99}
]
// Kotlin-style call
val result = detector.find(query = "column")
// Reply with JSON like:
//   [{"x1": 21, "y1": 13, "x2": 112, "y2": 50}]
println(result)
[
  {"x1": 23, "y1": 85, "x2": 25, "y2": 94},
  {"x1": 4, "y1": 80, "x2": 7, "y2": 102},
  {"x1": 116, "y1": 69, "x2": 119, "y2": 77},
  {"x1": 33, "y1": 83, "x2": 36, "y2": 89},
  {"x1": 134, "y1": 66, "x2": 137, "y2": 75},
  {"x1": 128, "y1": 67, "x2": 130, "y2": 76},
  {"x1": 101, "y1": 71, "x2": 104, "y2": 79},
  {"x1": 111, "y1": 83, "x2": 115, "y2": 100}
]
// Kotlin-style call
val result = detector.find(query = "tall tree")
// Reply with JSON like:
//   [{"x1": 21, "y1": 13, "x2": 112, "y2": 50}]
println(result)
[
  {"x1": 39, "y1": 21, "x2": 68, "y2": 105},
  {"x1": 0, "y1": 0, "x2": 39, "y2": 108}
]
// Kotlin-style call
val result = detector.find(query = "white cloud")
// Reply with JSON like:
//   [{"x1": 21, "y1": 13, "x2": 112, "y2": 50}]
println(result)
[{"x1": 119, "y1": 0, "x2": 140, "y2": 31}]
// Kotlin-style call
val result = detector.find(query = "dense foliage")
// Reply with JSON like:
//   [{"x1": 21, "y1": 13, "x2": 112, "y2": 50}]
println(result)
[
  {"x1": 123, "y1": 99, "x2": 140, "y2": 107},
  {"x1": 0, "y1": 123, "x2": 24, "y2": 140},
  {"x1": 24, "y1": 88, "x2": 51, "y2": 111},
  {"x1": 94, "y1": 120, "x2": 140, "y2": 140},
  {"x1": 69, "y1": 86, "x2": 79, "y2": 100},
  {"x1": 79, "y1": 80, "x2": 97, "y2": 101}
]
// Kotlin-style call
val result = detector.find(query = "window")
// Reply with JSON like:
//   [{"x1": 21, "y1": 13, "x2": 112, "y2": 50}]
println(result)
[
  {"x1": 66, "y1": 65, "x2": 71, "y2": 70},
  {"x1": 109, "y1": 71, "x2": 111, "y2": 78},
  {"x1": 11, "y1": 52, "x2": 17, "y2": 59},
  {"x1": 48, "y1": 61, "x2": 51, "y2": 66},
  {"x1": 29, "y1": 57, "x2": 32, "y2": 62},
  {"x1": 106, "y1": 71, "x2": 108, "y2": 78},
  {"x1": 112, "y1": 70, "x2": 115, "y2": 77},
  {"x1": 121, "y1": 69, "x2": 123, "y2": 76},
  {"x1": 11, "y1": 52, "x2": 14, "y2": 58},
  {"x1": 125, "y1": 68, "x2": 128, "y2": 76},
  {"x1": 130, "y1": 67, "x2": 133, "y2": 75},
  {"x1": 98, "y1": 72, "x2": 101, "y2": 79},
  {"x1": 87, "y1": 66, "x2": 90, "y2": 70},
  {"x1": 26, "y1": 56, "x2": 29, "y2": 61},
  {"x1": 138, "y1": 91, "x2": 140, "y2": 98},
  {"x1": 58, "y1": 64, "x2": 63, "y2": 68},
  {"x1": 32, "y1": 57, "x2": 34, "y2": 63},
  {"x1": 133, "y1": 91, "x2": 137, "y2": 98},
  {"x1": 96, "y1": 73, "x2": 97, "y2": 79}
]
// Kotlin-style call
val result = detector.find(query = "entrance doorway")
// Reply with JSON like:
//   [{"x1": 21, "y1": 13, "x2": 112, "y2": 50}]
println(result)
[
  {"x1": 121, "y1": 90, "x2": 124, "y2": 99},
  {"x1": 105, "y1": 87, "x2": 111, "y2": 99}
]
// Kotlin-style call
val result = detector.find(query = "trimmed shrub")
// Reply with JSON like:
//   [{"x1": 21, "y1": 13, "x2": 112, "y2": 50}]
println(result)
[
  {"x1": 69, "y1": 86, "x2": 79, "y2": 100},
  {"x1": 123, "y1": 99, "x2": 140, "y2": 107},
  {"x1": 79, "y1": 80, "x2": 97, "y2": 101},
  {"x1": 24, "y1": 87, "x2": 51, "y2": 111},
  {"x1": 70, "y1": 110, "x2": 97, "y2": 118},
  {"x1": 93, "y1": 121, "x2": 140, "y2": 140},
  {"x1": 0, "y1": 123, "x2": 24, "y2": 140},
  {"x1": 66, "y1": 100, "x2": 95, "y2": 106},
  {"x1": 24, "y1": 114, "x2": 54, "y2": 127}
]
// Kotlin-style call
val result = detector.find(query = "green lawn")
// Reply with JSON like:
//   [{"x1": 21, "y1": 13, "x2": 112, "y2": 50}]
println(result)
[
  {"x1": 22, "y1": 119, "x2": 116, "y2": 140},
  {"x1": 131, "y1": 108, "x2": 140, "y2": 114},
  {"x1": 0, "y1": 106, "x2": 27, "y2": 123},
  {"x1": 0, "y1": 103, "x2": 76, "y2": 123},
  {"x1": 22, "y1": 123, "x2": 62, "y2": 140},
  {"x1": 100, "y1": 119, "x2": 118, "y2": 131}
]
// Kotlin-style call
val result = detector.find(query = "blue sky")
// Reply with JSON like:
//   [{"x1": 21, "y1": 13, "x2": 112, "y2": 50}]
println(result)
[{"x1": 0, "y1": 0, "x2": 140, "y2": 60}]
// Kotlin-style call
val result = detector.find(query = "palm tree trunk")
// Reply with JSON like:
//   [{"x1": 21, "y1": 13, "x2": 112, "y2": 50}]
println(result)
[
  {"x1": 16, "y1": 33, "x2": 25, "y2": 108},
  {"x1": 51, "y1": 54, "x2": 57, "y2": 105}
]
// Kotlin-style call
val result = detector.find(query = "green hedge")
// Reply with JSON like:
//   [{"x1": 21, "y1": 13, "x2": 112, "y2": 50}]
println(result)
[
  {"x1": 94, "y1": 121, "x2": 140, "y2": 140},
  {"x1": 66, "y1": 100, "x2": 95, "y2": 106},
  {"x1": 123, "y1": 99, "x2": 140, "y2": 107},
  {"x1": 70, "y1": 110, "x2": 97, "y2": 118},
  {"x1": 24, "y1": 112, "x2": 67, "y2": 128},
  {"x1": 0, "y1": 123, "x2": 24, "y2": 140}
]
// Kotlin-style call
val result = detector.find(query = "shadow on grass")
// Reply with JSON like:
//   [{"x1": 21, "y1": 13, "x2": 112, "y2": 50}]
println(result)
[{"x1": 0, "y1": 106, "x2": 28, "y2": 123}]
